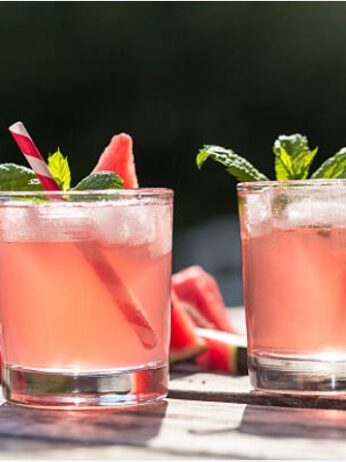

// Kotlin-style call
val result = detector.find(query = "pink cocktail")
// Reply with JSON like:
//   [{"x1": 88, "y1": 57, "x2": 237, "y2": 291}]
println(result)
[
  {"x1": 238, "y1": 180, "x2": 346, "y2": 393},
  {"x1": 0, "y1": 189, "x2": 173, "y2": 407}
]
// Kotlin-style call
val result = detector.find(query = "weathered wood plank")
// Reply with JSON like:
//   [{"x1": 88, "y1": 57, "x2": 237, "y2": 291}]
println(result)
[
  {"x1": 170, "y1": 371, "x2": 346, "y2": 410},
  {"x1": 1, "y1": 399, "x2": 346, "y2": 459}
]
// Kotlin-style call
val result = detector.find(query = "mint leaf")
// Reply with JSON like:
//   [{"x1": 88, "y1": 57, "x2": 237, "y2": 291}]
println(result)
[
  {"x1": 273, "y1": 134, "x2": 318, "y2": 180},
  {"x1": 74, "y1": 171, "x2": 124, "y2": 191},
  {"x1": 196, "y1": 145, "x2": 268, "y2": 182},
  {"x1": 0, "y1": 163, "x2": 43, "y2": 191},
  {"x1": 274, "y1": 147, "x2": 293, "y2": 180},
  {"x1": 48, "y1": 149, "x2": 71, "y2": 190},
  {"x1": 311, "y1": 148, "x2": 346, "y2": 179}
]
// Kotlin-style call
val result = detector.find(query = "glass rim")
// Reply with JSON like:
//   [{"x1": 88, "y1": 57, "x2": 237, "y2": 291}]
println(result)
[
  {"x1": 0, "y1": 187, "x2": 174, "y2": 199},
  {"x1": 237, "y1": 178, "x2": 346, "y2": 192}
]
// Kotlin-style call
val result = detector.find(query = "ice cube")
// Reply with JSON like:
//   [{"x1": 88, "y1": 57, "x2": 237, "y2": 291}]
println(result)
[
  {"x1": 281, "y1": 199, "x2": 346, "y2": 228},
  {"x1": 130, "y1": 204, "x2": 156, "y2": 246},
  {"x1": 92, "y1": 203, "x2": 129, "y2": 245},
  {"x1": 244, "y1": 190, "x2": 272, "y2": 237},
  {"x1": 1, "y1": 205, "x2": 36, "y2": 242},
  {"x1": 93, "y1": 201, "x2": 156, "y2": 246},
  {"x1": 2, "y1": 203, "x2": 94, "y2": 242},
  {"x1": 149, "y1": 203, "x2": 173, "y2": 258}
]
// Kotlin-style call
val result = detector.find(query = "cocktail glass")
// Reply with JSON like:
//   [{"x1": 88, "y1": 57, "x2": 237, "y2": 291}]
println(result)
[
  {"x1": 238, "y1": 179, "x2": 346, "y2": 393},
  {"x1": 0, "y1": 188, "x2": 173, "y2": 408}
]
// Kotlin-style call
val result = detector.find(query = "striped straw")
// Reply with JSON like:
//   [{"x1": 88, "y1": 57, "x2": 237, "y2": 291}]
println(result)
[
  {"x1": 9, "y1": 122, "x2": 60, "y2": 192},
  {"x1": 8, "y1": 121, "x2": 157, "y2": 349}
]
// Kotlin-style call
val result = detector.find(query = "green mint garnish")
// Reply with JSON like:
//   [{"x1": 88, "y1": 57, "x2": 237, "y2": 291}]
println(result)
[
  {"x1": 196, "y1": 145, "x2": 268, "y2": 182},
  {"x1": 0, "y1": 147, "x2": 124, "y2": 193},
  {"x1": 47, "y1": 149, "x2": 71, "y2": 191},
  {"x1": 0, "y1": 163, "x2": 43, "y2": 191},
  {"x1": 273, "y1": 134, "x2": 318, "y2": 180},
  {"x1": 311, "y1": 148, "x2": 346, "y2": 179},
  {"x1": 74, "y1": 171, "x2": 124, "y2": 191},
  {"x1": 196, "y1": 133, "x2": 346, "y2": 182}
]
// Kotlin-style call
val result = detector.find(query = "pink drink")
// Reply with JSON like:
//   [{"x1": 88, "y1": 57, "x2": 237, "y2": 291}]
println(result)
[
  {"x1": 238, "y1": 181, "x2": 346, "y2": 393},
  {"x1": 243, "y1": 227, "x2": 346, "y2": 356},
  {"x1": 0, "y1": 190, "x2": 173, "y2": 407}
]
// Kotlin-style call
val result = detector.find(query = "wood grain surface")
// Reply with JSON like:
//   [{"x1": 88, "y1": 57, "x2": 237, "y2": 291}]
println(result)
[{"x1": 1, "y1": 397, "x2": 346, "y2": 459}]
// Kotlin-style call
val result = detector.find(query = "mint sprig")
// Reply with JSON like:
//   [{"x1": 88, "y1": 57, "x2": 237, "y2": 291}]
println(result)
[
  {"x1": 47, "y1": 149, "x2": 71, "y2": 190},
  {"x1": 273, "y1": 134, "x2": 318, "y2": 180},
  {"x1": 311, "y1": 148, "x2": 346, "y2": 179},
  {"x1": 0, "y1": 148, "x2": 124, "y2": 192},
  {"x1": 197, "y1": 145, "x2": 268, "y2": 182},
  {"x1": 196, "y1": 134, "x2": 346, "y2": 182},
  {"x1": 74, "y1": 171, "x2": 123, "y2": 190},
  {"x1": 0, "y1": 163, "x2": 43, "y2": 191}
]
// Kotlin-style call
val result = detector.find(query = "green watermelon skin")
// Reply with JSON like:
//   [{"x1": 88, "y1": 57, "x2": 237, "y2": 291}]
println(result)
[
  {"x1": 93, "y1": 133, "x2": 139, "y2": 188},
  {"x1": 195, "y1": 328, "x2": 247, "y2": 374}
]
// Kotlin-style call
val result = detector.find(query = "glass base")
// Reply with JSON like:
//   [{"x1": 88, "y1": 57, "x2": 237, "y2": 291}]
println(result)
[
  {"x1": 3, "y1": 362, "x2": 168, "y2": 409},
  {"x1": 249, "y1": 354, "x2": 346, "y2": 394}
]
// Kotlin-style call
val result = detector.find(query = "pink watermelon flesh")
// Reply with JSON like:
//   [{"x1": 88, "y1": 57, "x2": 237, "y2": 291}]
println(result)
[
  {"x1": 172, "y1": 266, "x2": 238, "y2": 334},
  {"x1": 93, "y1": 133, "x2": 139, "y2": 188},
  {"x1": 170, "y1": 289, "x2": 206, "y2": 363}
]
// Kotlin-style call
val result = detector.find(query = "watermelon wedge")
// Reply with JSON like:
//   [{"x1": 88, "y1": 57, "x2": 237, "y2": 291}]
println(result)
[
  {"x1": 170, "y1": 290, "x2": 206, "y2": 363},
  {"x1": 88, "y1": 133, "x2": 157, "y2": 349},
  {"x1": 195, "y1": 328, "x2": 247, "y2": 374},
  {"x1": 93, "y1": 133, "x2": 139, "y2": 188},
  {"x1": 172, "y1": 266, "x2": 237, "y2": 333}
]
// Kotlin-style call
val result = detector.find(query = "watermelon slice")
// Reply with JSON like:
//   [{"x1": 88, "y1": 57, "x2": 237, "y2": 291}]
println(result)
[
  {"x1": 170, "y1": 290, "x2": 206, "y2": 363},
  {"x1": 93, "y1": 133, "x2": 139, "y2": 188},
  {"x1": 195, "y1": 328, "x2": 247, "y2": 374},
  {"x1": 172, "y1": 266, "x2": 237, "y2": 333},
  {"x1": 88, "y1": 133, "x2": 157, "y2": 349}
]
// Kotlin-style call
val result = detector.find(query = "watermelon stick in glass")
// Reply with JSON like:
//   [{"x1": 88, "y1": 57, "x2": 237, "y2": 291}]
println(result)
[{"x1": 0, "y1": 124, "x2": 173, "y2": 408}]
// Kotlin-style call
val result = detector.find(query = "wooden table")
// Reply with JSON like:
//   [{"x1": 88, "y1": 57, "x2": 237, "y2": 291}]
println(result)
[{"x1": 2, "y1": 308, "x2": 346, "y2": 459}]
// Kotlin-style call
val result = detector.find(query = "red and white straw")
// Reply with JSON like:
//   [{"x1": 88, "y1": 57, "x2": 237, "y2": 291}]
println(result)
[{"x1": 9, "y1": 122, "x2": 60, "y2": 192}]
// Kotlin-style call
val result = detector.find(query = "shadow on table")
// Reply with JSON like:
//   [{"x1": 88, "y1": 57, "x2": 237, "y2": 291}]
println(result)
[
  {"x1": 169, "y1": 362, "x2": 208, "y2": 382},
  {"x1": 239, "y1": 404, "x2": 346, "y2": 440},
  {"x1": 0, "y1": 400, "x2": 168, "y2": 453}
]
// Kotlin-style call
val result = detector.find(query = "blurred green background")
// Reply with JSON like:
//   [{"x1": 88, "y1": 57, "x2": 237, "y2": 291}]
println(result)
[{"x1": 1, "y1": 2, "x2": 346, "y2": 303}]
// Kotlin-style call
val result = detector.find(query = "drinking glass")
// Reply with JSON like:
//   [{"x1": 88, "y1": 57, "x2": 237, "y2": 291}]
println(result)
[
  {"x1": 238, "y1": 179, "x2": 346, "y2": 393},
  {"x1": 0, "y1": 189, "x2": 173, "y2": 408}
]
